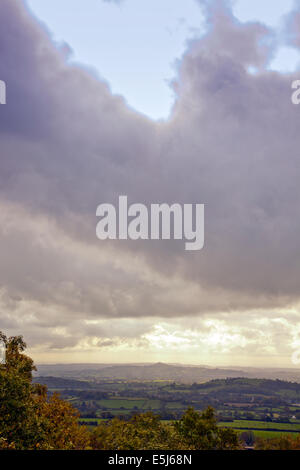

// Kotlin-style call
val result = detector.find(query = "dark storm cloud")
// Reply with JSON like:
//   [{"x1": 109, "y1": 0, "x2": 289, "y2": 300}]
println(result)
[{"x1": 1, "y1": 0, "x2": 300, "y2": 353}]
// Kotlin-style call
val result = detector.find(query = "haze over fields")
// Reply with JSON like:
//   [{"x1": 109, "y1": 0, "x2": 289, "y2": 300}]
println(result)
[{"x1": 35, "y1": 362, "x2": 300, "y2": 384}]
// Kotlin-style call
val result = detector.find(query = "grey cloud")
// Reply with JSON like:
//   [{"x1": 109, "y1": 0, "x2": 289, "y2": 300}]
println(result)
[
  {"x1": 283, "y1": 0, "x2": 300, "y2": 48},
  {"x1": 1, "y1": 0, "x2": 300, "y2": 358}
]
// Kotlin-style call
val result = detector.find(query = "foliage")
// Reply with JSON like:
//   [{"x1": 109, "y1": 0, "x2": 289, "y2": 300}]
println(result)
[
  {"x1": 255, "y1": 434, "x2": 300, "y2": 450},
  {"x1": 90, "y1": 406, "x2": 240, "y2": 450},
  {"x1": 174, "y1": 406, "x2": 240, "y2": 450},
  {"x1": 0, "y1": 331, "x2": 90, "y2": 450},
  {"x1": 90, "y1": 412, "x2": 184, "y2": 450}
]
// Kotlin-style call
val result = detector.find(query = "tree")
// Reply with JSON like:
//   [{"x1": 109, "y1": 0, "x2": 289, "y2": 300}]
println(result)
[
  {"x1": 34, "y1": 391, "x2": 90, "y2": 449},
  {"x1": 90, "y1": 412, "x2": 183, "y2": 450},
  {"x1": 91, "y1": 407, "x2": 240, "y2": 450},
  {"x1": 0, "y1": 331, "x2": 90, "y2": 450},
  {"x1": 255, "y1": 435, "x2": 300, "y2": 450},
  {"x1": 0, "y1": 332, "x2": 40, "y2": 449},
  {"x1": 174, "y1": 407, "x2": 240, "y2": 450}
]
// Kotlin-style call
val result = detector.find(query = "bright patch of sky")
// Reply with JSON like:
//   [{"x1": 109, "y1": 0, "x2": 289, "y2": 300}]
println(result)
[{"x1": 26, "y1": 0, "x2": 299, "y2": 119}]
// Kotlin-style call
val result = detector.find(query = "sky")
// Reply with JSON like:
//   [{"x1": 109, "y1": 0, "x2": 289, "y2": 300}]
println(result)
[
  {"x1": 26, "y1": 0, "x2": 298, "y2": 119},
  {"x1": 1, "y1": 0, "x2": 300, "y2": 367}
]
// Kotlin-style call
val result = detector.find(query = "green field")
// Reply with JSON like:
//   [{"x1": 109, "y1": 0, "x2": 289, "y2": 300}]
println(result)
[
  {"x1": 95, "y1": 398, "x2": 161, "y2": 410},
  {"x1": 248, "y1": 430, "x2": 299, "y2": 439},
  {"x1": 165, "y1": 401, "x2": 184, "y2": 409},
  {"x1": 218, "y1": 420, "x2": 300, "y2": 431}
]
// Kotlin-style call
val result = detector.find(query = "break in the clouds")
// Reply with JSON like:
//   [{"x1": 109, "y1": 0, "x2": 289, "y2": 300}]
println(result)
[{"x1": 1, "y1": 0, "x2": 300, "y2": 365}]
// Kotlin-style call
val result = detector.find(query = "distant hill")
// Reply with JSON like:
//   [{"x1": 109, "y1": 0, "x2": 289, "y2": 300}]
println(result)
[
  {"x1": 194, "y1": 377, "x2": 300, "y2": 398},
  {"x1": 183, "y1": 377, "x2": 300, "y2": 409},
  {"x1": 89, "y1": 362, "x2": 247, "y2": 381},
  {"x1": 35, "y1": 362, "x2": 247, "y2": 383},
  {"x1": 35, "y1": 362, "x2": 300, "y2": 384},
  {"x1": 32, "y1": 376, "x2": 92, "y2": 389}
]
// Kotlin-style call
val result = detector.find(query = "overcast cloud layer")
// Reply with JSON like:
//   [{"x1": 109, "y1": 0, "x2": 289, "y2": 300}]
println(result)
[{"x1": 1, "y1": 0, "x2": 300, "y2": 366}]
